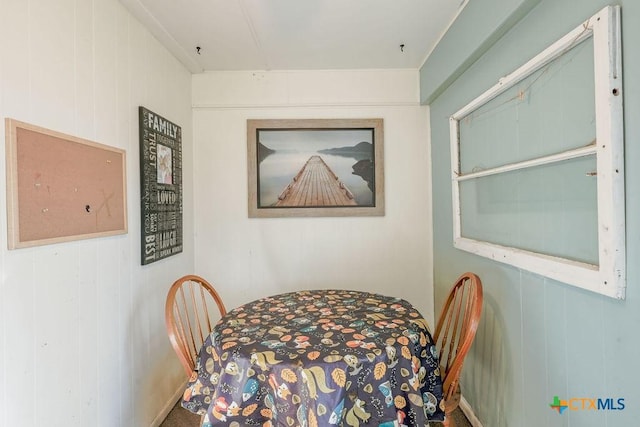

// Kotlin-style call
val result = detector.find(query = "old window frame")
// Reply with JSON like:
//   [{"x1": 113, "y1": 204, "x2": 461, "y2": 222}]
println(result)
[{"x1": 449, "y1": 6, "x2": 625, "y2": 299}]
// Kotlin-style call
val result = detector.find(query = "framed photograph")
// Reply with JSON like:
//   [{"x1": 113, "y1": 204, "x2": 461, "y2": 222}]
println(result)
[
  {"x1": 139, "y1": 107, "x2": 183, "y2": 264},
  {"x1": 247, "y1": 119, "x2": 384, "y2": 218},
  {"x1": 5, "y1": 118, "x2": 127, "y2": 249}
]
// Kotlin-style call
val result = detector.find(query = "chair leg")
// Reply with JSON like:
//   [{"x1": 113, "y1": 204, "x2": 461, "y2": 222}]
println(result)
[
  {"x1": 443, "y1": 408, "x2": 456, "y2": 427},
  {"x1": 442, "y1": 384, "x2": 462, "y2": 427}
]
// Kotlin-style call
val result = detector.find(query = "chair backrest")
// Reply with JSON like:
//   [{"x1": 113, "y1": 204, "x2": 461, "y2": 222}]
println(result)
[
  {"x1": 165, "y1": 275, "x2": 227, "y2": 377},
  {"x1": 433, "y1": 272, "x2": 483, "y2": 400}
]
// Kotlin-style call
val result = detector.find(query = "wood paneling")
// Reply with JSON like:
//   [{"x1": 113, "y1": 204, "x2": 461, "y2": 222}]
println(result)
[
  {"x1": 430, "y1": 1, "x2": 640, "y2": 426},
  {"x1": 0, "y1": 0, "x2": 193, "y2": 426}
]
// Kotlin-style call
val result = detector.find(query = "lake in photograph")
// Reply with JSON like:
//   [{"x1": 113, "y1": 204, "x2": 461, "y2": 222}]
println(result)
[
  {"x1": 259, "y1": 151, "x2": 373, "y2": 206},
  {"x1": 256, "y1": 129, "x2": 375, "y2": 208}
]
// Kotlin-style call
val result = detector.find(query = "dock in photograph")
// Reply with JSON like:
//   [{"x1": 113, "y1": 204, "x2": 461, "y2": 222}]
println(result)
[{"x1": 275, "y1": 155, "x2": 357, "y2": 207}]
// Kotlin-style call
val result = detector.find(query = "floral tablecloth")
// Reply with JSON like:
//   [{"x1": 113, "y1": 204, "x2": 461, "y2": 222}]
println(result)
[{"x1": 182, "y1": 289, "x2": 445, "y2": 426}]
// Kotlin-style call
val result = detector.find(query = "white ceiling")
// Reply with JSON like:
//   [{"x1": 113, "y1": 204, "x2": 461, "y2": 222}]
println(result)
[{"x1": 119, "y1": 0, "x2": 467, "y2": 74}]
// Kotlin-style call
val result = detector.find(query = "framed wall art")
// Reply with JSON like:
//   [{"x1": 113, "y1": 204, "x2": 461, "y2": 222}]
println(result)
[
  {"x1": 5, "y1": 118, "x2": 127, "y2": 248},
  {"x1": 139, "y1": 107, "x2": 183, "y2": 264},
  {"x1": 449, "y1": 6, "x2": 625, "y2": 299},
  {"x1": 247, "y1": 118, "x2": 384, "y2": 218}
]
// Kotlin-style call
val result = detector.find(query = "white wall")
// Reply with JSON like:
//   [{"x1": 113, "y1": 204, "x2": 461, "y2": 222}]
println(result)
[
  {"x1": 192, "y1": 70, "x2": 436, "y2": 323},
  {"x1": 0, "y1": 0, "x2": 193, "y2": 426}
]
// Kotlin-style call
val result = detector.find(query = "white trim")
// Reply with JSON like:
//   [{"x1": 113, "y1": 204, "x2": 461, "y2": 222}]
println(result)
[
  {"x1": 419, "y1": 0, "x2": 470, "y2": 69},
  {"x1": 192, "y1": 101, "x2": 422, "y2": 110},
  {"x1": 455, "y1": 143, "x2": 596, "y2": 181},
  {"x1": 150, "y1": 379, "x2": 188, "y2": 427},
  {"x1": 459, "y1": 395, "x2": 484, "y2": 427},
  {"x1": 449, "y1": 6, "x2": 625, "y2": 299}
]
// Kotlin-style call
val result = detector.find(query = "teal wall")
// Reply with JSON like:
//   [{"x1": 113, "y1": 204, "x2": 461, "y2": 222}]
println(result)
[
  {"x1": 419, "y1": 0, "x2": 539, "y2": 104},
  {"x1": 425, "y1": 0, "x2": 640, "y2": 426}
]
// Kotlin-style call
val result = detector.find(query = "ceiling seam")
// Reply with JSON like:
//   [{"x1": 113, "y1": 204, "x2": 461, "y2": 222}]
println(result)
[{"x1": 238, "y1": 0, "x2": 271, "y2": 70}]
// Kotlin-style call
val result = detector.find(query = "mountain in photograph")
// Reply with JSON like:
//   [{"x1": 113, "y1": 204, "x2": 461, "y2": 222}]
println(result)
[
  {"x1": 352, "y1": 159, "x2": 374, "y2": 192},
  {"x1": 318, "y1": 141, "x2": 375, "y2": 189},
  {"x1": 258, "y1": 142, "x2": 275, "y2": 163},
  {"x1": 318, "y1": 141, "x2": 372, "y2": 157}
]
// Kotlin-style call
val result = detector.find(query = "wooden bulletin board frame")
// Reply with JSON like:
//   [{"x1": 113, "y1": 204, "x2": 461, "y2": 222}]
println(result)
[
  {"x1": 5, "y1": 118, "x2": 127, "y2": 249},
  {"x1": 138, "y1": 107, "x2": 183, "y2": 265}
]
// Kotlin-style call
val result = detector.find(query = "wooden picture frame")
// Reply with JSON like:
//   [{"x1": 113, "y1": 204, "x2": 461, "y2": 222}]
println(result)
[
  {"x1": 247, "y1": 118, "x2": 384, "y2": 218},
  {"x1": 5, "y1": 118, "x2": 127, "y2": 249}
]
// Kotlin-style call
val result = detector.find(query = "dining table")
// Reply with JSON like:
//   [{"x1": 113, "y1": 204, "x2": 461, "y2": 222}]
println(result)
[{"x1": 181, "y1": 289, "x2": 446, "y2": 426}]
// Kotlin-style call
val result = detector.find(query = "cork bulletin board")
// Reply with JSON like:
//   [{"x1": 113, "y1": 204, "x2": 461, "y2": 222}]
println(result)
[
  {"x1": 138, "y1": 107, "x2": 183, "y2": 265},
  {"x1": 5, "y1": 118, "x2": 127, "y2": 249}
]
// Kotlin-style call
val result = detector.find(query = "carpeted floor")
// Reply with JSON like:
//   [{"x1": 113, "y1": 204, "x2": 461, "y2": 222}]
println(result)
[
  {"x1": 159, "y1": 401, "x2": 200, "y2": 427},
  {"x1": 159, "y1": 400, "x2": 473, "y2": 427}
]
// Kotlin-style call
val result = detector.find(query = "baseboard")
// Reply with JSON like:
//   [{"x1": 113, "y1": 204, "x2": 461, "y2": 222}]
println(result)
[
  {"x1": 150, "y1": 379, "x2": 188, "y2": 427},
  {"x1": 459, "y1": 395, "x2": 483, "y2": 427}
]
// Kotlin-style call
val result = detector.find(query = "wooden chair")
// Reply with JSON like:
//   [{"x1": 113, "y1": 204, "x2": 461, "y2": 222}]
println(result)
[
  {"x1": 433, "y1": 272, "x2": 483, "y2": 427},
  {"x1": 165, "y1": 275, "x2": 227, "y2": 377}
]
